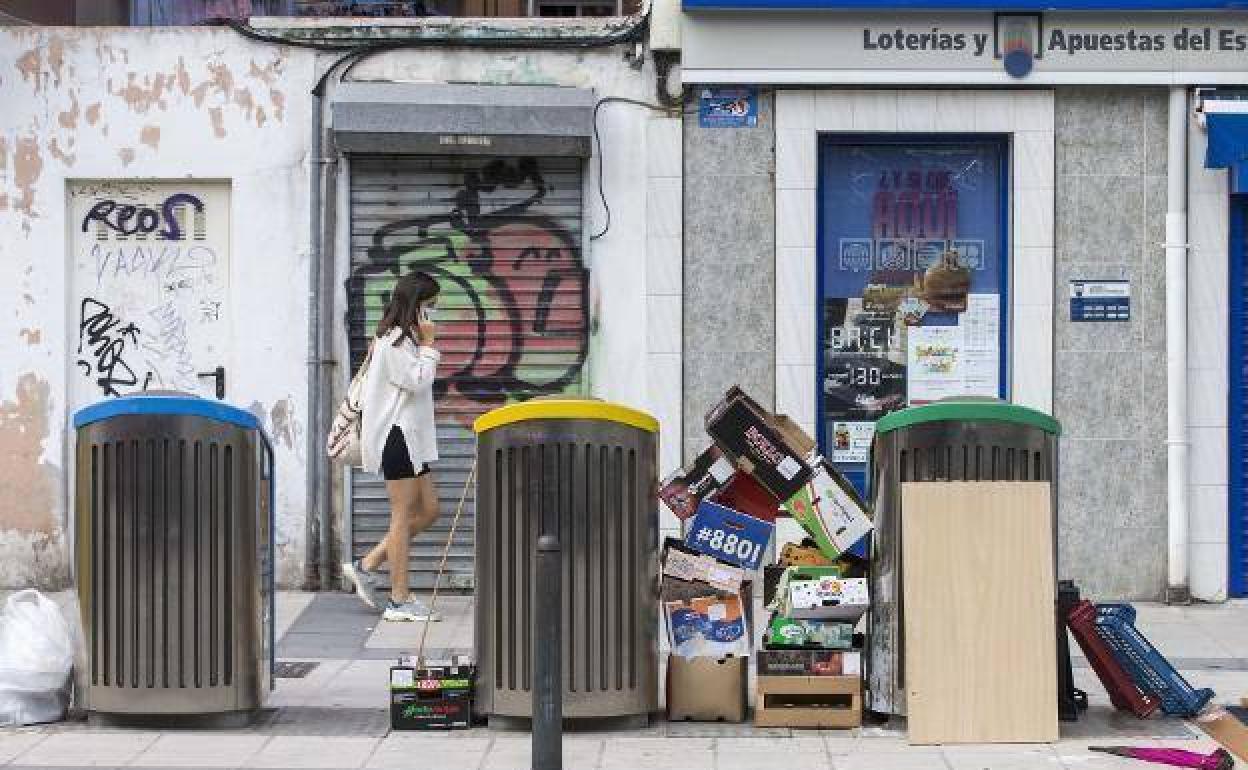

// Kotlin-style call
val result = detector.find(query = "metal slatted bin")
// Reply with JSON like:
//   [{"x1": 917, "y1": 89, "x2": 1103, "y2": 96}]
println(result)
[
  {"x1": 866, "y1": 398, "x2": 1060, "y2": 717},
  {"x1": 73, "y1": 395, "x2": 274, "y2": 716},
  {"x1": 473, "y1": 401, "x2": 659, "y2": 720},
  {"x1": 347, "y1": 155, "x2": 588, "y2": 591}
]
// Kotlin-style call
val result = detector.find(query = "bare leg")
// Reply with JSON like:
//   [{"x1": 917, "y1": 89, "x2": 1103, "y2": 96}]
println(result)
[
  {"x1": 384, "y1": 477, "x2": 420, "y2": 603},
  {"x1": 361, "y1": 534, "x2": 388, "y2": 573}
]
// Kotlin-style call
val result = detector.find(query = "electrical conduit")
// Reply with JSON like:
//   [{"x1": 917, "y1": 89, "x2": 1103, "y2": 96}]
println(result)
[{"x1": 1165, "y1": 85, "x2": 1191, "y2": 604}]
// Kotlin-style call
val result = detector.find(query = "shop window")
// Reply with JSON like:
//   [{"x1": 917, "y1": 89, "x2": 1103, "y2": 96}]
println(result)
[{"x1": 817, "y1": 136, "x2": 1009, "y2": 492}]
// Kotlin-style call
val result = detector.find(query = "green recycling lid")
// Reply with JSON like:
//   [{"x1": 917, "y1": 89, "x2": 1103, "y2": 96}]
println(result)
[{"x1": 874, "y1": 397, "x2": 1061, "y2": 436}]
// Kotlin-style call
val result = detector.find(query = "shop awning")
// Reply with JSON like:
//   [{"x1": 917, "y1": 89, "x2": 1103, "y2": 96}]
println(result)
[
  {"x1": 331, "y1": 82, "x2": 595, "y2": 157},
  {"x1": 1205, "y1": 112, "x2": 1248, "y2": 195}
]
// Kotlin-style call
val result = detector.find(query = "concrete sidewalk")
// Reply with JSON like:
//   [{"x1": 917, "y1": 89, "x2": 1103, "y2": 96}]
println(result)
[{"x1": 1, "y1": 592, "x2": 1246, "y2": 769}]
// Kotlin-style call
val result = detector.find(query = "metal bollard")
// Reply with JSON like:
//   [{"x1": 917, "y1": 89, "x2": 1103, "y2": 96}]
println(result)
[{"x1": 533, "y1": 534, "x2": 562, "y2": 770}]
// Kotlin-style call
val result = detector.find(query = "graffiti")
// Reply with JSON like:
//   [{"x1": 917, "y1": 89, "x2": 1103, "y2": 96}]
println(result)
[
  {"x1": 77, "y1": 298, "x2": 146, "y2": 397},
  {"x1": 80, "y1": 192, "x2": 204, "y2": 241},
  {"x1": 143, "y1": 301, "x2": 196, "y2": 392},
  {"x1": 93, "y1": 242, "x2": 218, "y2": 286},
  {"x1": 351, "y1": 158, "x2": 589, "y2": 413}
]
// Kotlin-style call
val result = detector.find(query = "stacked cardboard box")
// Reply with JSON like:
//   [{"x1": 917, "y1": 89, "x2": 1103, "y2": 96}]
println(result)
[{"x1": 660, "y1": 386, "x2": 875, "y2": 728}]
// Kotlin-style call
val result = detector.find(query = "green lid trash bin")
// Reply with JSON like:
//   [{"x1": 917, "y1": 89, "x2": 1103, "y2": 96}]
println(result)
[{"x1": 866, "y1": 397, "x2": 1061, "y2": 717}]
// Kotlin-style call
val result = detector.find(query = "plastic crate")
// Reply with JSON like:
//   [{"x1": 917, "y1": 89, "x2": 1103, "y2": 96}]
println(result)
[
  {"x1": 1092, "y1": 603, "x2": 1215, "y2": 717},
  {"x1": 1066, "y1": 600, "x2": 1159, "y2": 718}
]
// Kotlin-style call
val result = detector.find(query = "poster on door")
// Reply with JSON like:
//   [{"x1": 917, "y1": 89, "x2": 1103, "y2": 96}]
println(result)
[
  {"x1": 68, "y1": 180, "x2": 231, "y2": 406},
  {"x1": 820, "y1": 142, "x2": 1006, "y2": 470}
]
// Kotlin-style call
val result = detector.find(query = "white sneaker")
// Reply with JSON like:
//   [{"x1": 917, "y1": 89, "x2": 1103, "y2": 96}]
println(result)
[
  {"x1": 343, "y1": 560, "x2": 384, "y2": 611},
  {"x1": 383, "y1": 598, "x2": 442, "y2": 622}
]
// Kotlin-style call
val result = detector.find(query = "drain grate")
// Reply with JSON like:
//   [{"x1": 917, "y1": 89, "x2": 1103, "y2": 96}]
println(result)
[{"x1": 275, "y1": 661, "x2": 320, "y2": 679}]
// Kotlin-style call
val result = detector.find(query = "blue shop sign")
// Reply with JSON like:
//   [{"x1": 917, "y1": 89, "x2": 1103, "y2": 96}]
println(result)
[{"x1": 698, "y1": 87, "x2": 758, "y2": 129}]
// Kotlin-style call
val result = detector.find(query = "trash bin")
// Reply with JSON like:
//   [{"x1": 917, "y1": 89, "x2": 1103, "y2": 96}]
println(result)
[
  {"x1": 73, "y1": 394, "x2": 275, "y2": 718},
  {"x1": 472, "y1": 399, "x2": 659, "y2": 722},
  {"x1": 865, "y1": 397, "x2": 1061, "y2": 716}
]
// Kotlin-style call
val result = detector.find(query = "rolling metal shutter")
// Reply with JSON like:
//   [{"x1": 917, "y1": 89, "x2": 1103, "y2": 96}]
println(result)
[{"x1": 347, "y1": 155, "x2": 589, "y2": 591}]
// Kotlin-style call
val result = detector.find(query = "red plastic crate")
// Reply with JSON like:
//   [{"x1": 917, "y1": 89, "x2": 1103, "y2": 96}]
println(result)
[{"x1": 1066, "y1": 600, "x2": 1159, "y2": 718}]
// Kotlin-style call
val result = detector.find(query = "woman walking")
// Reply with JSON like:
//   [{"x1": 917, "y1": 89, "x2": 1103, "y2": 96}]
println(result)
[{"x1": 342, "y1": 271, "x2": 443, "y2": 622}]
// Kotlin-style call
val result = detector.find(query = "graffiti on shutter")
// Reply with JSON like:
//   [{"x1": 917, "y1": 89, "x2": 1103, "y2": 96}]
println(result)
[{"x1": 348, "y1": 156, "x2": 588, "y2": 420}]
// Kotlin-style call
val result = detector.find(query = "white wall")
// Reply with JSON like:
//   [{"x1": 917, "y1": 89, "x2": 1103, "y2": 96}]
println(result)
[
  {"x1": 0, "y1": 27, "x2": 681, "y2": 588},
  {"x1": 1187, "y1": 107, "x2": 1230, "y2": 602},
  {"x1": 0, "y1": 26, "x2": 314, "y2": 588}
]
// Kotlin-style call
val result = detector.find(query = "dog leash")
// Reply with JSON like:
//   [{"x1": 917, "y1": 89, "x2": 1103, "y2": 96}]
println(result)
[{"x1": 415, "y1": 458, "x2": 477, "y2": 664}]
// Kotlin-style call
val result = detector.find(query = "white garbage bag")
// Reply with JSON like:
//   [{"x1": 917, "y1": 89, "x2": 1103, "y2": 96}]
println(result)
[{"x1": 0, "y1": 590, "x2": 74, "y2": 726}]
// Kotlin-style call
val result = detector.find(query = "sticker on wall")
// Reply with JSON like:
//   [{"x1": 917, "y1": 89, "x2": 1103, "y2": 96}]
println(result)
[
  {"x1": 698, "y1": 87, "x2": 758, "y2": 128},
  {"x1": 1070, "y1": 279, "x2": 1131, "y2": 322},
  {"x1": 831, "y1": 421, "x2": 875, "y2": 464}
]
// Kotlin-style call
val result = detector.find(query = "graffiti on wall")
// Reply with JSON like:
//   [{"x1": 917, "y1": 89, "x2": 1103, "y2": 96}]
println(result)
[
  {"x1": 351, "y1": 158, "x2": 589, "y2": 415},
  {"x1": 69, "y1": 182, "x2": 229, "y2": 403}
]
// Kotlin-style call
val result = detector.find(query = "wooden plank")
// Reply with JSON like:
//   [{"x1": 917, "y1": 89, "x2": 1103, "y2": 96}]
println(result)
[{"x1": 902, "y1": 481, "x2": 1058, "y2": 744}]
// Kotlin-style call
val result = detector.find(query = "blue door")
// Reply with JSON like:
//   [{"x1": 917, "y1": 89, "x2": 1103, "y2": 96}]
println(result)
[
  {"x1": 816, "y1": 136, "x2": 1010, "y2": 494},
  {"x1": 1230, "y1": 195, "x2": 1248, "y2": 597}
]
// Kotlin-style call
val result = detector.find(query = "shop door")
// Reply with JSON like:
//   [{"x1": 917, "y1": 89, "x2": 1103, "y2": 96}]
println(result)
[
  {"x1": 68, "y1": 180, "x2": 233, "y2": 407},
  {"x1": 1230, "y1": 195, "x2": 1248, "y2": 597},
  {"x1": 347, "y1": 155, "x2": 589, "y2": 591},
  {"x1": 817, "y1": 137, "x2": 1009, "y2": 494}
]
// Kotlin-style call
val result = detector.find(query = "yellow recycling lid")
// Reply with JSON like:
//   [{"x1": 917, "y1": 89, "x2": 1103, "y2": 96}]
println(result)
[{"x1": 472, "y1": 398, "x2": 659, "y2": 434}]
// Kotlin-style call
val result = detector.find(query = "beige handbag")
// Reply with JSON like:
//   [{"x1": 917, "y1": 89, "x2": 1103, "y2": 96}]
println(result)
[{"x1": 326, "y1": 343, "x2": 374, "y2": 466}]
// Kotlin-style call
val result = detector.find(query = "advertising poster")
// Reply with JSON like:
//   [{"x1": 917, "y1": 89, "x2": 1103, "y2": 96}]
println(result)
[{"x1": 820, "y1": 142, "x2": 1005, "y2": 480}]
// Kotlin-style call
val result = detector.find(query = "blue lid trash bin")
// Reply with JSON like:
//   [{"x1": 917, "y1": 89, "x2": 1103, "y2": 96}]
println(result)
[{"x1": 73, "y1": 394, "x2": 275, "y2": 719}]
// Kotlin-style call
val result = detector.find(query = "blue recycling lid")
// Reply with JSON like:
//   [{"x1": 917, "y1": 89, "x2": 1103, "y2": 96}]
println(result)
[{"x1": 73, "y1": 393, "x2": 261, "y2": 431}]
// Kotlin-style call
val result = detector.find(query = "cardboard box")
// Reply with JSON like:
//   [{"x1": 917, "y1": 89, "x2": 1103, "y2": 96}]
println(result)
[
  {"x1": 779, "y1": 542, "x2": 834, "y2": 567},
  {"x1": 1196, "y1": 708, "x2": 1248, "y2": 764},
  {"x1": 661, "y1": 538, "x2": 745, "y2": 592},
  {"x1": 667, "y1": 654, "x2": 748, "y2": 722},
  {"x1": 766, "y1": 566, "x2": 842, "y2": 613},
  {"x1": 711, "y1": 473, "x2": 780, "y2": 523},
  {"x1": 764, "y1": 616, "x2": 856, "y2": 649},
  {"x1": 705, "y1": 387, "x2": 814, "y2": 502},
  {"x1": 664, "y1": 592, "x2": 750, "y2": 659},
  {"x1": 782, "y1": 455, "x2": 873, "y2": 561},
  {"x1": 685, "y1": 501, "x2": 774, "y2": 571},
  {"x1": 390, "y1": 658, "x2": 475, "y2": 730},
  {"x1": 755, "y1": 675, "x2": 862, "y2": 729},
  {"x1": 659, "y1": 445, "x2": 737, "y2": 520},
  {"x1": 757, "y1": 649, "x2": 861, "y2": 677},
  {"x1": 788, "y1": 576, "x2": 870, "y2": 621}
]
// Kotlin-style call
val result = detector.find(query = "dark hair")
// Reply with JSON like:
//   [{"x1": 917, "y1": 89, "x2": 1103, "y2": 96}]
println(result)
[{"x1": 376, "y1": 271, "x2": 439, "y2": 347}]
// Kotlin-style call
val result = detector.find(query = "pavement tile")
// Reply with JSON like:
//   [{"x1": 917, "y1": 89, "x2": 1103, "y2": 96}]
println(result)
[
  {"x1": 0, "y1": 733, "x2": 47, "y2": 764},
  {"x1": 482, "y1": 738, "x2": 604, "y2": 770},
  {"x1": 835, "y1": 750, "x2": 949, "y2": 770},
  {"x1": 941, "y1": 746, "x2": 1062, "y2": 770},
  {"x1": 12, "y1": 732, "x2": 159, "y2": 766},
  {"x1": 365, "y1": 733, "x2": 492, "y2": 768},
  {"x1": 129, "y1": 734, "x2": 269, "y2": 768},
  {"x1": 716, "y1": 746, "x2": 834, "y2": 770},
  {"x1": 247, "y1": 736, "x2": 381, "y2": 769},
  {"x1": 597, "y1": 743, "x2": 713, "y2": 770}
]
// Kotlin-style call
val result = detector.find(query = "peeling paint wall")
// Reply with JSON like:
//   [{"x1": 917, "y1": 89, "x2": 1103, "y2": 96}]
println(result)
[
  {"x1": 0, "y1": 26, "x2": 680, "y2": 589},
  {"x1": 0, "y1": 26, "x2": 313, "y2": 589}
]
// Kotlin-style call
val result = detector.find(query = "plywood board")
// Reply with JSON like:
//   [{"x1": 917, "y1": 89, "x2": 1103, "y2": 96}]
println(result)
[{"x1": 902, "y1": 482, "x2": 1058, "y2": 744}]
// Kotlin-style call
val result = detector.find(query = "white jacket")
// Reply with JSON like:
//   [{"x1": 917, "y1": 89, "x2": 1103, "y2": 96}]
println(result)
[{"x1": 360, "y1": 327, "x2": 441, "y2": 475}]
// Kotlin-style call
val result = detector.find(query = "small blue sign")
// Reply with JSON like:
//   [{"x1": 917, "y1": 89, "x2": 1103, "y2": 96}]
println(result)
[
  {"x1": 685, "y1": 501, "x2": 774, "y2": 570},
  {"x1": 1070, "y1": 279, "x2": 1131, "y2": 322},
  {"x1": 698, "y1": 87, "x2": 758, "y2": 129}
]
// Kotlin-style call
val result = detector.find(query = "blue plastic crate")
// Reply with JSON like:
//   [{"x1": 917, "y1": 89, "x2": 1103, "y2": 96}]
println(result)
[{"x1": 1091, "y1": 603, "x2": 1215, "y2": 717}]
